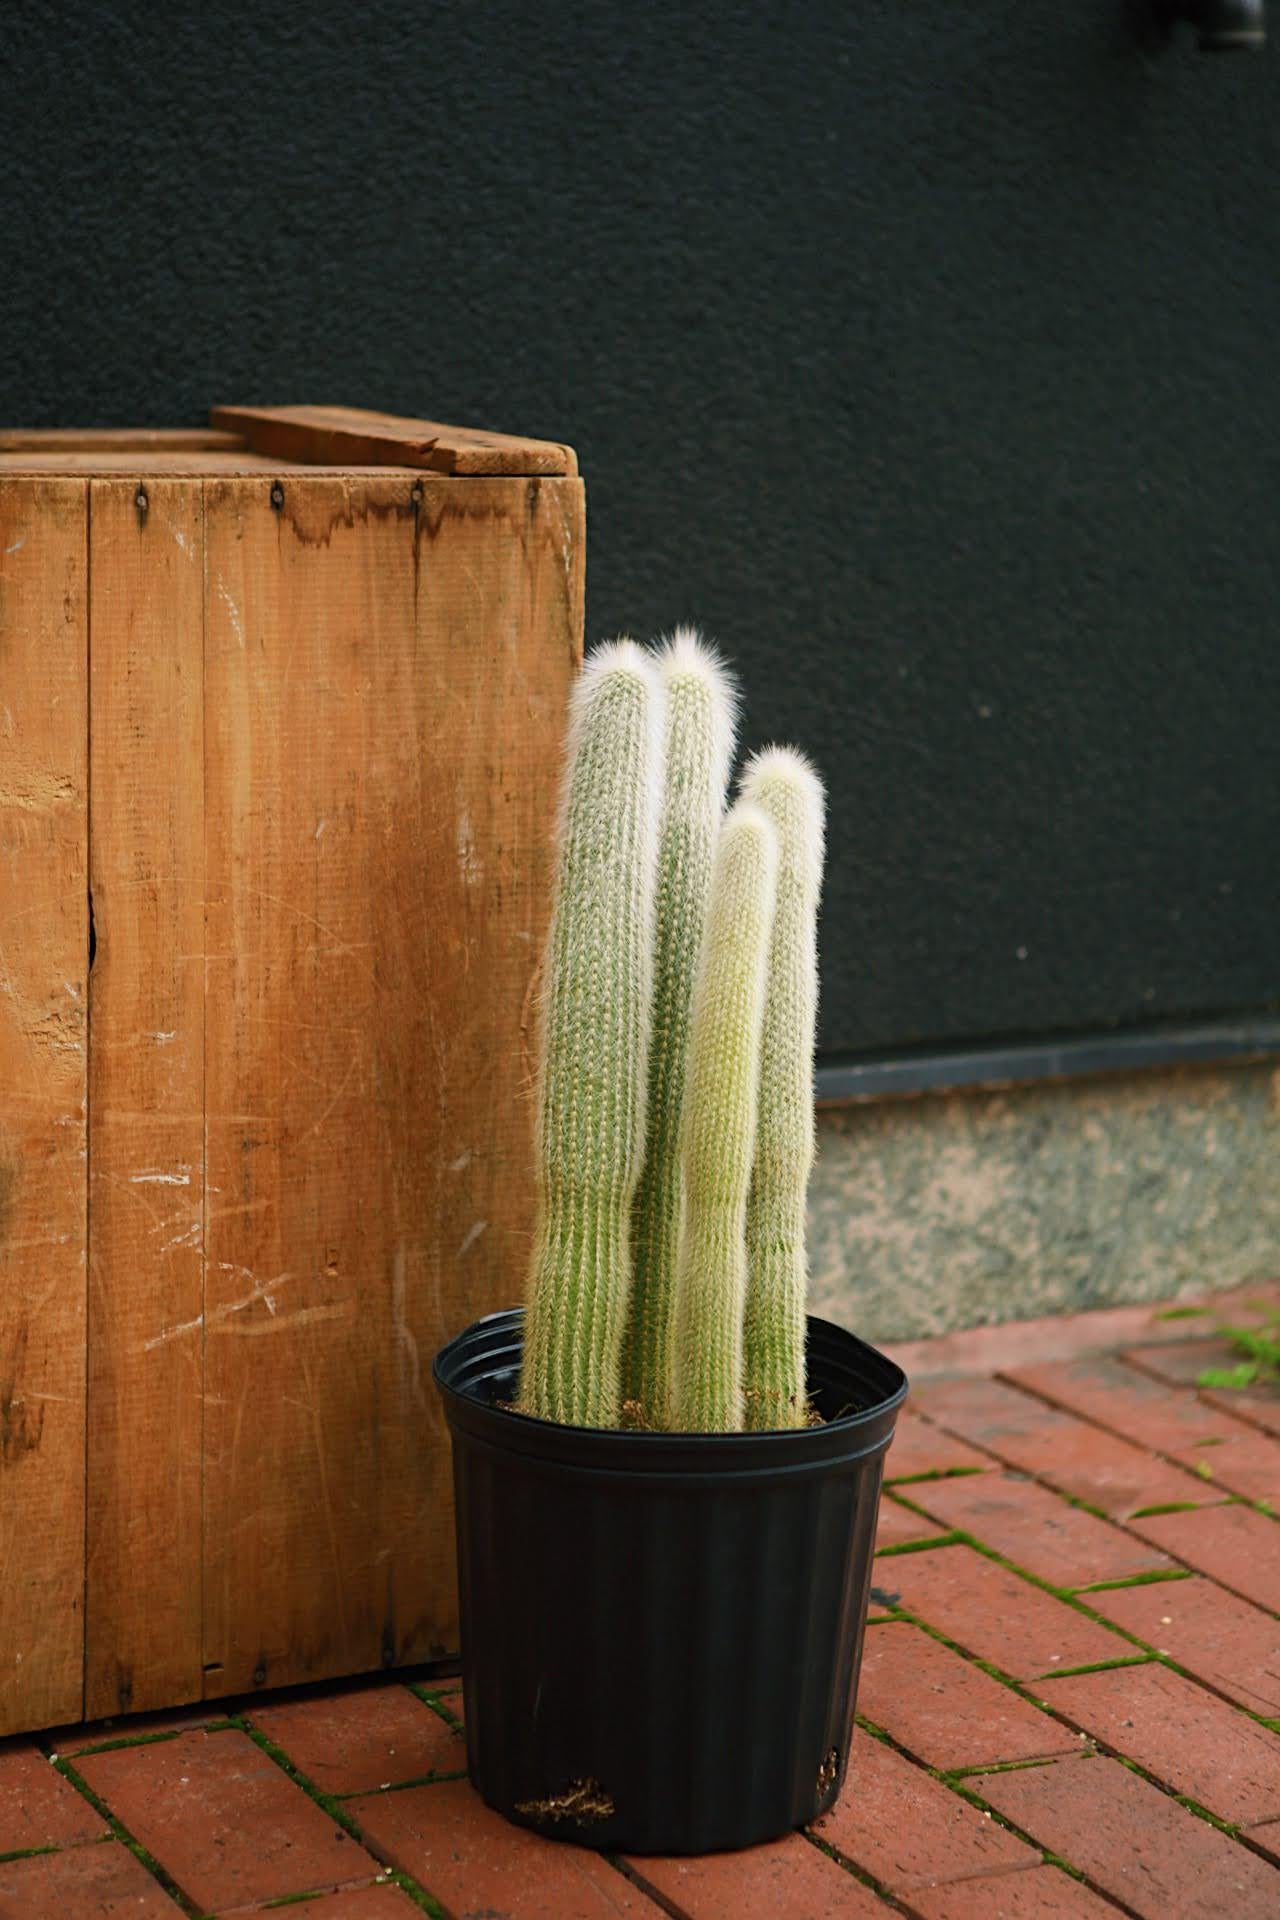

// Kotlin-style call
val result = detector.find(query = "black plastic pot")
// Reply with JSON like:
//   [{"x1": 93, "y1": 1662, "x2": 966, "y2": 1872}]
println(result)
[{"x1": 432, "y1": 1308, "x2": 907, "y2": 1855}]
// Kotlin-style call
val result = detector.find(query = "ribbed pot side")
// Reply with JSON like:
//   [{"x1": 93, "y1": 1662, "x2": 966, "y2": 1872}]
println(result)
[{"x1": 433, "y1": 1309, "x2": 907, "y2": 1855}]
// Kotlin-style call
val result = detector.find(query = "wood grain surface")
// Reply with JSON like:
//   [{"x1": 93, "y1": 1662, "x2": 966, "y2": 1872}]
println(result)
[
  {"x1": 0, "y1": 430, "x2": 245, "y2": 454},
  {"x1": 210, "y1": 403, "x2": 579, "y2": 476},
  {"x1": 85, "y1": 480, "x2": 206, "y2": 1719},
  {"x1": 199, "y1": 472, "x2": 581, "y2": 1695},
  {"x1": 0, "y1": 480, "x2": 89, "y2": 1735},
  {"x1": 0, "y1": 450, "x2": 582, "y2": 1731}
]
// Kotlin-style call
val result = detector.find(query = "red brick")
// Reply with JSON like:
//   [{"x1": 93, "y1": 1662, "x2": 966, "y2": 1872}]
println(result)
[
  {"x1": 884, "y1": 1284, "x2": 1280, "y2": 1383},
  {"x1": 1207, "y1": 1389, "x2": 1280, "y2": 1439},
  {"x1": 1007, "y1": 1355, "x2": 1280, "y2": 1504},
  {"x1": 1009, "y1": 1353, "x2": 1233, "y2": 1452},
  {"x1": 876, "y1": 1495, "x2": 949, "y2": 1551},
  {"x1": 916, "y1": 1375, "x2": 1215, "y2": 1518},
  {"x1": 1243, "y1": 1821, "x2": 1280, "y2": 1867},
  {"x1": 884, "y1": 1408, "x2": 992, "y2": 1482},
  {"x1": 1086, "y1": 1574, "x2": 1280, "y2": 1715},
  {"x1": 1041, "y1": 1661, "x2": 1280, "y2": 1826},
  {"x1": 856, "y1": 1625, "x2": 1079, "y2": 1771},
  {"x1": 349, "y1": 1778, "x2": 666, "y2": 1918},
  {"x1": 977, "y1": 1753, "x2": 1280, "y2": 1919},
  {"x1": 629, "y1": 1835, "x2": 893, "y2": 1918},
  {"x1": 881, "y1": 1545, "x2": 1129, "y2": 1680},
  {"x1": 1173, "y1": 1427, "x2": 1280, "y2": 1506},
  {"x1": 76, "y1": 1727, "x2": 377, "y2": 1911},
  {"x1": 0, "y1": 1742, "x2": 106, "y2": 1852},
  {"x1": 812, "y1": 1726, "x2": 1037, "y2": 1890},
  {"x1": 903, "y1": 1472, "x2": 1173, "y2": 1588},
  {"x1": 1128, "y1": 1503, "x2": 1280, "y2": 1613},
  {"x1": 1125, "y1": 1340, "x2": 1280, "y2": 1437},
  {"x1": 249, "y1": 1684, "x2": 464, "y2": 1794},
  {"x1": 907, "y1": 1863, "x2": 1120, "y2": 1919},
  {"x1": 0, "y1": 1839, "x2": 176, "y2": 1918},
  {"x1": 261, "y1": 1886, "x2": 424, "y2": 1917}
]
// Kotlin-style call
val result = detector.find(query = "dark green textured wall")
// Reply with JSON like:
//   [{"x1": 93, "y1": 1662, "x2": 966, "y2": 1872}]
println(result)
[{"x1": 4, "y1": 2, "x2": 1278, "y2": 1058}]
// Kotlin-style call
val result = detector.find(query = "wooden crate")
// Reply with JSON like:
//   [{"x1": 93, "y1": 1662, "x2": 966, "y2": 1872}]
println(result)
[{"x1": 0, "y1": 405, "x2": 583, "y2": 1734}]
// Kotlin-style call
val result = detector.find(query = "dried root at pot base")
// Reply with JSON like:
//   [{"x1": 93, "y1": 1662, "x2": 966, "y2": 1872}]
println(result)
[
  {"x1": 518, "y1": 641, "x2": 664, "y2": 1428},
  {"x1": 671, "y1": 803, "x2": 778, "y2": 1433},
  {"x1": 738, "y1": 747, "x2": 826, "y2": 1431},
  {"x1": 623, "y1": 630, "x2": 738, "y2": 1429}
]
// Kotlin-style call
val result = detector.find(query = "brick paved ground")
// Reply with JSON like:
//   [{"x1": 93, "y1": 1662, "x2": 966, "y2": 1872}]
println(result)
[{"x1": 3, "y1": 1283, "x2": 1279, "y2": 1918}]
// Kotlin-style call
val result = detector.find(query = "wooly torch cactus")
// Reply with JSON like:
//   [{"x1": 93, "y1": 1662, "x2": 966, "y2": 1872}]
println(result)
[
  {"x1": 517, "y1": 641, "x2": 664, "y2": 1427},
  {"x1": 519, "y1": 631, "x2": 826, "y2": 1433},
  {"x1": 671, "y1": 802, "x2": 778, "y2": 1431},
  {"x1": 622, "y1": 631, "x2": 738, "y2": 1428},
  {"x1": 738, "y1": 749, "x2": 826, "y2": 1429}
]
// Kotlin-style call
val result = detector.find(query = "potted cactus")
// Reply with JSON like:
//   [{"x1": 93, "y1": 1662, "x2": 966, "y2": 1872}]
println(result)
[{"x1": 433, "y1": 633, "x2": 907, "y2": 1854}]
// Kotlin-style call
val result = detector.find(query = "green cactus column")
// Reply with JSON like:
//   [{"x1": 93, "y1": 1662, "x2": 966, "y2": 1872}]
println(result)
[
  {"x1": 622, "y1": 630, "x2": 737, "y2": 1428},
  {"x1": 671, "y1": 802, "x2": 779, "y2": 1433},
  {"x1": 739, "y1": 748, "x2": 826, "y2": 1430},
  {"x1": 518, "y1": 641, "x2": 665, "y2": 1427}
]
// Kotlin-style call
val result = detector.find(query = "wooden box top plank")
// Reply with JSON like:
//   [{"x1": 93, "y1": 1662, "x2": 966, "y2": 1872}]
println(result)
[{"x1": 0, "y1": 406, "x2": 578, "y2": 478}]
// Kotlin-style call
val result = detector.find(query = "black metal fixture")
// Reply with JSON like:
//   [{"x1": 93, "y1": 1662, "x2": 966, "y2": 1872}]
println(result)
[{"x1": 1157, "y1": 0, "x2": 1266, "y2": 49}]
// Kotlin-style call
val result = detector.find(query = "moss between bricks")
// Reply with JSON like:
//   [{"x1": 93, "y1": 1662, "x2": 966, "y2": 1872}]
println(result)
[
  {"x1": 884, "y1": 1465, "x2": 987, "y2": 1487},
  {"x1": 49, "y1": 1758, "x2": 201, "y2": 1920},
  {"x1": 1075, "y1": 1567, "x2": 1192, "y2": 1593},
  {"x1": 935, "y1": 1769, "x2": 1100, "y2": 1888},
  {"x1": 231, "y1": 1720, "x2": 447, "y2": 1917},
  {"x1": 1035, "y1": 1655, "x2": 1155, "y2": 1682},
  {"x1": 804, "y1": 1828, "x2": 916, "y2": 1915},
  {"x1": 874, "y1": 1530, "x2": 965, "y2": 1559},
  {"x1": 943, "y1": 1755, "x2": 1064, "y2": 1783},
  {"x1": 831, "y1": 1725, "x2": 1092, "y2": 1914}
]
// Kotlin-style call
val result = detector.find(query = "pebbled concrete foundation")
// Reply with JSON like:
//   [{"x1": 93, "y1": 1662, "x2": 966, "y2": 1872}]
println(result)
[{"x1": 810, "y1": 1059, "x2": 1280, "y2": 1342}]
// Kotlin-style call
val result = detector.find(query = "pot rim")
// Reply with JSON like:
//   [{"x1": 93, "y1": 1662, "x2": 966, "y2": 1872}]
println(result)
[{"x1": 432, "y1": 1306, "x2": 908, "y2": 1478}]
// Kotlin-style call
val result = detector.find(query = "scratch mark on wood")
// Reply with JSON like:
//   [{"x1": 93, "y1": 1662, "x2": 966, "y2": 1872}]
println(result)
[
  {"x1": 456, "y1": 807, "x2": 482, "y2": 887},
  {"x1": 216, "y1": 576, "x2": 245, "y2": 646},
  {"x1": 457, "y1": 1219, "x2": 488, "y2": 1259},
  {"x1": 142, "y1": 1269, "x2": 298, "y2": 1351},
  {"x1": 157, "y1": 1220, "x2": 202, "y2": 1254},
  {"x1": 218, "y1": 1302, "x2": 353, "y2": 1337}
]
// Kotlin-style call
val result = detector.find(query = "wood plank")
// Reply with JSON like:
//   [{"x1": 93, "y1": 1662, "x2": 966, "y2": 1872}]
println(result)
[
  {"x1": 0, "y1": 453, "x2": 294, "y2": 475},
  {"x1": 0, "y1": 429, "x2": 245, "y2": 453},
  {"x1": 0, "y1": 455, "x2": 424, "y2": 476},
  {"x1": 201, "y1": 472, "x2": 582, "y2": 1695},
  {"x1": 0, "y1": 479, "x2": 88, "y2": 1734},
  {"x1": 85, "y1": 480, "x2": 205, "y2": 1719},
  {"x1": 210, "y1": 404, "x2": 579, "y2": 477}
]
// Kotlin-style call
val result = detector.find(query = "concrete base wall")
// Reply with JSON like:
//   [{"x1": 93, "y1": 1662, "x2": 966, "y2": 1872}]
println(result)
[{"x1": 809, "y1": 1060, "x2": 1280, "y2": 1343}]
